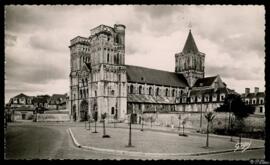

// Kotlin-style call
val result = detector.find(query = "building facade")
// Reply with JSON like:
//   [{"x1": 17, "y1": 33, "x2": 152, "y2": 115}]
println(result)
[
  {"x1": 242, "y1": 87, "x2": 265, "y2": 115},
  {"x1": 69, "y1": 24, "x2": 233, "y2": 122}
]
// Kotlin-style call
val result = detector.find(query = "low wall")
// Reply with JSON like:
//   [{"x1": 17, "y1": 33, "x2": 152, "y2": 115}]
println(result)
[
  {"x1": 36, "y1": 113, "x2": 70, "y2": 122},
  {"x1": 143, "y1": 112, "x2": 265, "y2": 132}
]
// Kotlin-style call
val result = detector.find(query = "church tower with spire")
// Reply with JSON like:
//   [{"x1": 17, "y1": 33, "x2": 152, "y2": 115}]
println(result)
[{"x1": 175, "y1": 30, "x2": 205, "y2": 87}]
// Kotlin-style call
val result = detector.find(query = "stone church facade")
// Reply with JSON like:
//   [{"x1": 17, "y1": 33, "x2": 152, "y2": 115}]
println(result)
[{"x1": 69, "y1": 24, "x2": 234, "y2": 122}]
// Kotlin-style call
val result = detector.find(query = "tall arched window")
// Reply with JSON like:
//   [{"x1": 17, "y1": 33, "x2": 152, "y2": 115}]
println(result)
[
  {"x1": 172, "y1": 89, "x2": 175, "y2": 97},
  {"x1": 165, "y1": 88, "x2": 169, "y2": 97},
  {"x1": 156, "y1": 87, "x2": 159, "y2": 96},
  {"x1": 139, "y1": 86, "x2": 142, "y2": 94},
  {"x1": 130, "y1": 85, "x2": 134, "y2": 94},
  {"x1": 107, "y1": 53, "x2": 109, "y2": 63},
  {"x1": 82, "y1": 79, "x2": 84, "y2": 86},
  {"x1": 149, "y1": 87, "x2": 152, "y2": 95}
]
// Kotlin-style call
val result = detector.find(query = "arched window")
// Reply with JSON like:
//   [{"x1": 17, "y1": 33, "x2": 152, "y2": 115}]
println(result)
[
  {"x1": 130, "y1": 85, "x2": 134, "y2": 94},
  {"x1": 107, "y1": 53, "x2": 109, "y2": 63},
  {"x1": 82, "y1": 79, "x2": 84, "y2": 86},
  {"x1": 149, "y1": 87, "x2": 152, "y2": 95},
  {"x1": 139, "y1": 86, "x2": 142, "y2": 94},
  {"x1": 156, "y1": 87, "x2": 159, "y2": 96},
  {"x1": 95, "y1": 91, "x2": 97, "y2": 97},
  {"x1": 80, "y1": 90, "x2": 82, "y2": 98},
  {"x1": 111, "y1": 107, "x2": 114, "y2": 114},
  {"x1": 165, "y1": 88, "x2": 169, "y2": 97},
  {"x1": 86, "y1": 89, "x2": 88, "y2": 97},
  {"x1": 172, "y1": 89, "x2": 175, "y2": 97}
]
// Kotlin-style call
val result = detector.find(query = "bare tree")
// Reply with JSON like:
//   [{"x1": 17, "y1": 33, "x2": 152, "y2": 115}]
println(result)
[{"x1": 204, "y1": 112, "x2": 215, "y2": 147}]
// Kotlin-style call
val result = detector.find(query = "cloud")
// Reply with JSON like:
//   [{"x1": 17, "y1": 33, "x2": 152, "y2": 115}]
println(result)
[
  {"x1": 206, "y1": 65, "x2": 263, "y2": 81},
  {"x1": 5, "y1": 33, "x2": 17, "y2": 47},
  {"x1": 29, "y1": 35, "x2": 64, "y2": 52},
  {"x1": 4, "y1": 5, "x2": 265, "y2": 103}
]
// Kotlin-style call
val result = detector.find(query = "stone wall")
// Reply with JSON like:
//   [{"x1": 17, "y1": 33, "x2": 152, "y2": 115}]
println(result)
[{"x1": 144, "y1": 112, "x2": 265, "y2": 132}]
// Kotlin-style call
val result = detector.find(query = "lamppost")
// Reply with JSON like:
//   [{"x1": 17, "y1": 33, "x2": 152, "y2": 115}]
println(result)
[
  {"x1": 126, "y1": 110, "x2": 134, "y2": 147},
  {"x1": 178, "y1": 112, "x2": 181, "y2": 132},
  {"x1": 140, "y1": 110, "x2": 144, "y2": 131},
  {"x1": 88, "y1": 114, "x2": 91, "y2": 131},
  {"x1": 92, "y1": 110, "x2": 98, "y2": 133},
  {"x1": 199, "y1": 96, "x2": 203, "y2": 133},
  {"x1": 228, "y1": 99, "x2": 234, "y2": 142}
]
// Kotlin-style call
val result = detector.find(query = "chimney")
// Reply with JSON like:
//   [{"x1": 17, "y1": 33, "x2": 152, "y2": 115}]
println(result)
[
  {"x1": 254, "y1": 87, "x2": 259, "y2": 95},
  {"x1": 245, "y1": 88, "x2": 250, "y2": 95}
]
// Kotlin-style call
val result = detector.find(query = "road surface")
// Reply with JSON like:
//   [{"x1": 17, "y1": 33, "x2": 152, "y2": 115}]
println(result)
[{"x1": 5, "y1": 123, "x2": 265, "y2": 160}]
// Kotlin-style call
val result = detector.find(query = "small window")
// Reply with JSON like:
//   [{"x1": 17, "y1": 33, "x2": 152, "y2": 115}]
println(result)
[
  {"x1": 149, "y1": 87, "x2": 152, "y2": 95},
  {"x1": 139, "y1": 86, "x2": 142, "y2": 94},
  {"x1": 260, "y1": 99, "x2": 263, "y2": 104},
  {"x1": 165, "y1": 89, "x2": 169, "y2": 97},
  {"x1": 172, "y1": 89, "x2": 175, "y2": 97},
  {"x1": 130, "y1": 85, "x2": 134, "y2": 94},
  {"x1": 259, "y1": 107, "x2": 263, "y2": 113},
  {"x1": 156, "y1": 88, "x2": 159, "y2": 96},
  {"x1": 111, "y1": 107, "x2": 115, "y2": 114},
  {"x1": 111, "y1": 90, "x2": 115, "y2": 96}
]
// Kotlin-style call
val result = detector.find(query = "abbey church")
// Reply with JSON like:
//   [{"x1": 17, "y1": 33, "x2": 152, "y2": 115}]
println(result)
[{"x1": 69, "y1": 24, "x2": 235, "y2": 122}]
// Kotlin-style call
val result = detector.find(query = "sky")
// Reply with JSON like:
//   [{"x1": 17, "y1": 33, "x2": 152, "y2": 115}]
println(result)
[{"x1": 4, "y1": 5, "x2": 265, "y2": 103}]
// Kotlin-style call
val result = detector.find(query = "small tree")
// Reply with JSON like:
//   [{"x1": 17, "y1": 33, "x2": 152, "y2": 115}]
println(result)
[
  {"x1": 101, "y1": 112, "x2": 110, "y2": 138},
  {"x1": 204, "y1": 112, "x2": 215, "y2": 147},
  {"x1": 179, "y1": 117, "x2": 188, "y2": 137}
]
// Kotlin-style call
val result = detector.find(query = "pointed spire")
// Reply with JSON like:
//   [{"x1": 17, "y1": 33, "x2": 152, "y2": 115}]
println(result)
[{"x1": 182, "y1": 30, "x2": 199, "y2": 54}]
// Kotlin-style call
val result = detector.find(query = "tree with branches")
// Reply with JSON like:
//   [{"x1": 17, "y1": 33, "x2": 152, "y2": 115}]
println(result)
[
  {"x1": 215, "y1": 93, "x2": 255, "y2": 143},
  {"x1": 204, "y1": 112, "x2": 215, "y2": 147}
]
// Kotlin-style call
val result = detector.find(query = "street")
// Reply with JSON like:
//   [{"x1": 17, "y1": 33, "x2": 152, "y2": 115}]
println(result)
[{"x1": 5, "y1": 122, "x2": 265, "y2": 160}]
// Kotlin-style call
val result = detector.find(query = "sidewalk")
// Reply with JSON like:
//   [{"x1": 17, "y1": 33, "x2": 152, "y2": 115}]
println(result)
[{"x1": 68, "y1": 126, "x2": 264, "y2": 157}]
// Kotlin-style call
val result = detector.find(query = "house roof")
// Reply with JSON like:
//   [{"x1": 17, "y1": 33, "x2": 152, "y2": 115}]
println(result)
[
  {"x1": 182, "y1": 30, "x2": 199, "y2": 54},
  {"x1": 13, "y1": 93, "x2": 30, "y2": 99},
  {"x1": 193, "y1": 76, "x2": 217, "y2": 87},
  {"x1": 126, "y1": 65, "x2": 189, "y2": 88},
  {"x1": 244, "y1": 92, "x2": 265, "y2": 98},
  {"x1": 190, "y1": 87, "x2": 229, "y2": 96}
]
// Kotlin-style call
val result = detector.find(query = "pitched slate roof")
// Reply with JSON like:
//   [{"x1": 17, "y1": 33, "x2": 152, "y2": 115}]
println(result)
[
  {"x1": 193, "y1": 76, "x2": 217, "y2": 87},
  {"x1": 190, "y1": 87, "x2": 229, "y2": 96},
  {"x1": 126, "y1": 65, "x2": 189, "y2": 88},
  {"x1": 244, "y1": 92, "x2": 265, "y2": 98},
  {"x1": 182, "y1": 30, "x2": 199, "y2": 54},
  {"x1": 127, "y1": 94, "x2": 175, "y2": 104}
]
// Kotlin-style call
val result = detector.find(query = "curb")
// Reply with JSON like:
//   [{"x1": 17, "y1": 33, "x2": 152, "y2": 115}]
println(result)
[
  {"x1": 68, "y1": 128, "x2": 81, "y2": 148},
  {"x1": 68, "y1": 128, "x2": 264, "y2": 157}
]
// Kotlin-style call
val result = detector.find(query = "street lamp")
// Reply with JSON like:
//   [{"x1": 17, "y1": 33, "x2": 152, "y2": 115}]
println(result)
[
  {"x1": 126, "y1": 110, "x2": 134, "y2": 147},
  {"x1": 140, "y1": 110, "x2": 144, "y2": 131},
  {"x1": 92, "y1": 110, "x2": 98, "y2": 133},
  {"x1": 199, "y1": 97, "x2": 203, "y2": 133}
]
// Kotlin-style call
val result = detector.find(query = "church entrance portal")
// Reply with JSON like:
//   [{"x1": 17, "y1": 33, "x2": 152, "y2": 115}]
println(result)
[
  {"x1": 72, "y1": 105, "x2": 77, "y2": 121},
  {"x1": 80, "y1": 100, "x2": 88, "y2": 121}
]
